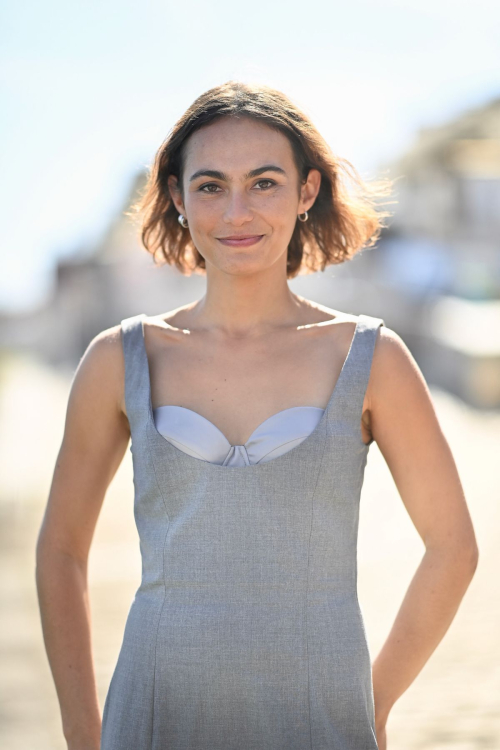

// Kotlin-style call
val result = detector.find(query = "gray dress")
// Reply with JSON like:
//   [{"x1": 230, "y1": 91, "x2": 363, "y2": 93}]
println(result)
[{"x1": 100, "y1": 312, "x2": 384, "y2": 750}]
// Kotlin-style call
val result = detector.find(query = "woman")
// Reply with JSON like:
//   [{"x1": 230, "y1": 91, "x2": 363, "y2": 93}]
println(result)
[{"x1": 36, "y1": 81, "x2": 479, "y2": 750}]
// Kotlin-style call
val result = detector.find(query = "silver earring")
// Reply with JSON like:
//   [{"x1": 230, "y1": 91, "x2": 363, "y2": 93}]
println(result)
[
  {"x1": 297, "y1": 211, "x2": 309, "y2": 222},
  {"x1": 178, "y1": 214, "x2": 189, "y2": 228}
]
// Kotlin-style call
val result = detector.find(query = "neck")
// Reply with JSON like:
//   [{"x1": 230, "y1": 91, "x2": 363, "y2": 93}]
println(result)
[{"x1": 188, "y1": 266, "x2": 302, "y2": 339}]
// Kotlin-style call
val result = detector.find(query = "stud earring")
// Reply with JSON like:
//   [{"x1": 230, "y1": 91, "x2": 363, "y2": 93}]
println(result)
[
  {"x1": 178, "y1": 214, "x2": 189, "y2": 228},
  {"x1": 297, "y1": 211, "x2": 309, "y2": 222}
]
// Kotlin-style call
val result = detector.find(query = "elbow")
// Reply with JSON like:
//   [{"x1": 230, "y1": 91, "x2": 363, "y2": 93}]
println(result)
[
  {"x1": 468, "y1": 544, "x2": 479, "y2": 573},
  {"x1": 460, "y1": 533, "x2": 480, "y2": 573},
  {"x1": 426, "y1": 539, "x2": 479, "y2": 575},
  {"x1": 456, "y1": 543, "x2": 479, "y2": 576}
]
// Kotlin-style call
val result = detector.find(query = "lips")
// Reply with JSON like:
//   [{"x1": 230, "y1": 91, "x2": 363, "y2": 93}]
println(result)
[
  {"x1": 219, "y1": 235, "x2": 262, "y2": 240},
  {"x1": 217, "y1": 235, "x2": 264, "y2": 247}
]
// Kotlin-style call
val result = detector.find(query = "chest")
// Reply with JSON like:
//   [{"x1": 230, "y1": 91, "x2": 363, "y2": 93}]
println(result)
[{"x1": 143, "y1": 324, "x2": 371, "y2": 446}]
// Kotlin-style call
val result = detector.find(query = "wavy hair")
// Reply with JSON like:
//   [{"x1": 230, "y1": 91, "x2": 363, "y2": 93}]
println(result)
[{"x1": 126, "y1": 80, "x2": 396, "y2": 277}]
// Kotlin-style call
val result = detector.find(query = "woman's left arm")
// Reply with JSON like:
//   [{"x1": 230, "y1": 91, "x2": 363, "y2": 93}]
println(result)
[{"x1": 366, "y1": 326, "x2": 479, "y2": 732}]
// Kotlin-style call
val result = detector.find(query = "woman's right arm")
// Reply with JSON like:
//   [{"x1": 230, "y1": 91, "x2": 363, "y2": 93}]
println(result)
[{"x1": 35, "y1": 325, "x2": 131, "y2": 750}]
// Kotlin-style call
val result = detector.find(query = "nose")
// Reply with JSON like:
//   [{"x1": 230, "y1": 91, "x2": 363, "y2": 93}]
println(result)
[{"x1": 222, "y1": 189, "x2": 254, "y2": 225}]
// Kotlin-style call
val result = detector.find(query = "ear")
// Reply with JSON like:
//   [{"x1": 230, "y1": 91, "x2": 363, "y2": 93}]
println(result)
[
  {"x1": 167, "y1": 175, "x2": 186, "y2": 214},
  {"x1": 298, "y1": 168, "x2": 322, "y2": 214}
]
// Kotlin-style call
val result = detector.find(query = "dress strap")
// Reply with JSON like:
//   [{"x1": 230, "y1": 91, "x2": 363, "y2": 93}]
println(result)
[
  {"x1": 120, "y1": 313, "x2": 149, "y2": 432},
  {"x1": 327, "y1": 313, "x2": 384, "y2": 435}
]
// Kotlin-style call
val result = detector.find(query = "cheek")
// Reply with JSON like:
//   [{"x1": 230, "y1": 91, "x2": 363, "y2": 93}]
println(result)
[
  {"x1": 186, "y1": 202, "x2": 219, "y2": 230},
  {"x1": 185, "y1": 194, "x2": 206, "y2": 212},
  {"x1": 264, "y1": 188, "x2": 298, "y2": 216},
  {"x1": 264, "y1": 198, "x2": 298, "y2": 234}
]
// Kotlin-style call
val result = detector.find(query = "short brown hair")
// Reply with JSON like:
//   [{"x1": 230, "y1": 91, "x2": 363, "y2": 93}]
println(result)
[{"x1": 127, "y1": 80, "x2": 395, "y2": 278}]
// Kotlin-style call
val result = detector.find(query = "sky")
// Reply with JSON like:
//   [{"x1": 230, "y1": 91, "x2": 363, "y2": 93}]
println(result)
[{"x1": 1, "y1": 0, "x2": 499, "y2": 313}]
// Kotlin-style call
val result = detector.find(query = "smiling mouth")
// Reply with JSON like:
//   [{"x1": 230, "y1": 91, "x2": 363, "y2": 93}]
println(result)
[{"x1": 217, "y1": 235, "x2": 264, "y2": 246}]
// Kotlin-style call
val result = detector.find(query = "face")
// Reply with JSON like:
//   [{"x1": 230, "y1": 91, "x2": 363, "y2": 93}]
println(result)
[{"x1": 168, "y1": 116, "x2": 321, "y2": 277}]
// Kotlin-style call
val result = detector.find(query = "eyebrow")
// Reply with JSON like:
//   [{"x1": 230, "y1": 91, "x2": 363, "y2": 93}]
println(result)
[{"x1": 188, "y1": 164, "x2": 287, "y2": 183}]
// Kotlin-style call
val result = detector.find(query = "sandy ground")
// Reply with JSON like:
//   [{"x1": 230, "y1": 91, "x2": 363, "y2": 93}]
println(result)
[{"x1": 0, "y1": 351, "x2": 499, "y2": 749}]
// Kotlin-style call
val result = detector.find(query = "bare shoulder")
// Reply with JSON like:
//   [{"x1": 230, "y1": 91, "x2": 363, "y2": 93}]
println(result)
[
  {"x1": 72, "y1": 322, "x2": 126, "y2": 418},
  {"x1": 367, "y1": 323, "x2": 438, "y2": 433},
  {"x1": 370, "y1": 325, "x2": 430, "y2": 398},
  {"x1": 78, "y1": 323, "x2": 124, "y2": 377}
]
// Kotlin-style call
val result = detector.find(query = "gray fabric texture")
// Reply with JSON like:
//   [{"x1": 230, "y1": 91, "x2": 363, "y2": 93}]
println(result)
[{"x1": 100, "y1": 312, "x2": 384, "y2": 750}]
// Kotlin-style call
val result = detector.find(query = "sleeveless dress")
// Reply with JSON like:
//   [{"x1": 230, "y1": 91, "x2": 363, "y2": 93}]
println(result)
[{"x1": 100, "y1": 312, "x2": 384, "y2": 750}]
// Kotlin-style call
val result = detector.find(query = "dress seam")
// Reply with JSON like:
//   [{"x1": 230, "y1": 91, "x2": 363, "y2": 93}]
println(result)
[
  {"x1": 145, "y1": 425, "x2": 171, "y2": 749},
  {"x1": 305, "y1": 422, "x2": 329, "y2": 750}
]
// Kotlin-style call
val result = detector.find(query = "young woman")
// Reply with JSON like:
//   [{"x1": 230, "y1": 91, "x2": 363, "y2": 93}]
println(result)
[{"x1": 36, "y1": 80, "x2": 479, "y2": 750}]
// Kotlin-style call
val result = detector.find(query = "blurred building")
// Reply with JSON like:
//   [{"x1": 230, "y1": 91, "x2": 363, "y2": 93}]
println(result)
[
  {"x1": 373, "y1": 95, "x2": 500, "y2": 408},
  {"x1": 380, "y1": 95, "x2": 500, "y2": 301}
]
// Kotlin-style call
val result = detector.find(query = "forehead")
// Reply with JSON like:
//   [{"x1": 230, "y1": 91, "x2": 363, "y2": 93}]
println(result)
[{"x1": 183, "y1": 116, "x2": 294, "y2": 171}]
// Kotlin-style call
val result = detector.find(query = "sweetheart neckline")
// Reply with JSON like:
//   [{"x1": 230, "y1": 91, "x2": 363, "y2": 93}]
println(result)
[
  {"x1": 152, "y1": 404, "x2": 325, "y2": 447},
  {"x1": 137, "y1": 313, "x2": 372, "y2": 471}
]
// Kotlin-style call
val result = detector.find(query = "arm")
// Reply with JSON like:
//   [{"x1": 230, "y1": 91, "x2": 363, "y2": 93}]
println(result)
[
  {"x1": 366, "y1": 327, "x2": 479, "y2": 731},
  {"x1": 35, "y1": 325, "x2": 130, "y2": 750}
]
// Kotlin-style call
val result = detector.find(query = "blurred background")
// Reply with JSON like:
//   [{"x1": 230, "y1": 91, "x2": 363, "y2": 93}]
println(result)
[{"x1": 1, "y1": 1, "x2": 499, "y2": 748}]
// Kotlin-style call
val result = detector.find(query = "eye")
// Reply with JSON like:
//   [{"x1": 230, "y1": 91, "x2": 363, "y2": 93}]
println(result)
[
  {"x1": 198, "y1": 183, "x2": 222, "y2": 193},
  {"x1": 197, "y1": 179, "x2": 277, "y2": 193},
  {"x1": 254, "y1": 179, "x2": 276, "y2": 189}
]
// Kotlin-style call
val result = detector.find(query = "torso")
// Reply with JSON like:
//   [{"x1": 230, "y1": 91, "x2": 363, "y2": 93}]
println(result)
[{"x1": 119, "y1": 299, "x2": 374, "y2": 446}]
